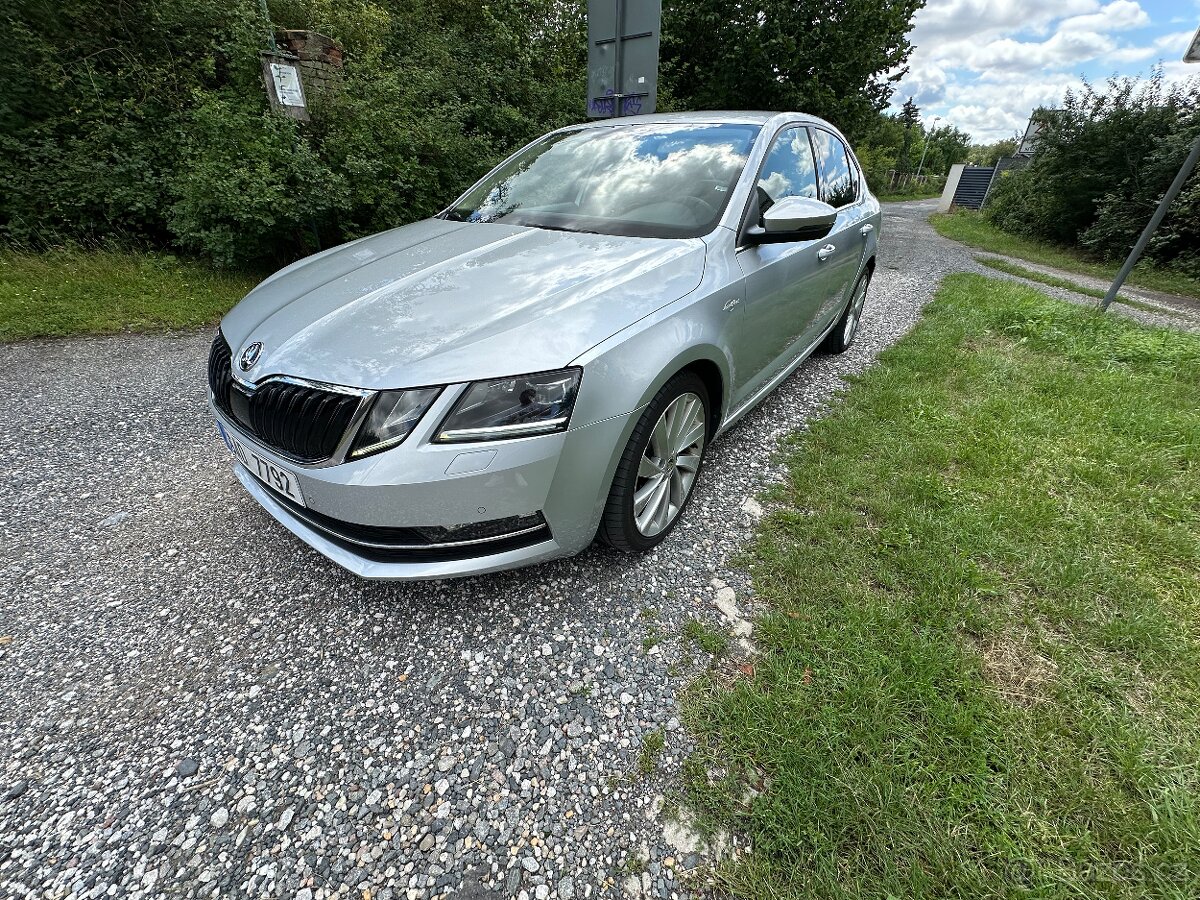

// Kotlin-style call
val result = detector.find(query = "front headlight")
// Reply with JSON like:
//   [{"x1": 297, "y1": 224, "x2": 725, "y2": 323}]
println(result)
[
  {"x1": 349, "y1": 387, "x2": 442, "y2": 458},
  {"x1": 434, "y1": 368, "x2": 582, "y2": 443}
]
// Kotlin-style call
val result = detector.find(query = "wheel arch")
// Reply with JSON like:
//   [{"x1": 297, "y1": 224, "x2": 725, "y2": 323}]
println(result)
[
  {"x1": 629, "y1": 346, "x2": 729, "y2": 440},
  {"x1": 678, "y1": 358, "x2": 724, "y2": 439}
]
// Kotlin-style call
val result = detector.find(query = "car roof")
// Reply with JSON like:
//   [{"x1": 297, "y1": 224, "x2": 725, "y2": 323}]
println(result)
[{"x1": 572, "y1": 111, "x2": 823, "y2": 129}]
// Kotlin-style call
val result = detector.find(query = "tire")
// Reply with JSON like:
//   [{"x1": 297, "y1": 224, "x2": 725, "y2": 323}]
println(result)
[
  {"x1": 598, "y1": 372, "x2": 710, "y2": 552},
  {"x1": 820, "y1": 269, "x2": 871, "y2": 354}
]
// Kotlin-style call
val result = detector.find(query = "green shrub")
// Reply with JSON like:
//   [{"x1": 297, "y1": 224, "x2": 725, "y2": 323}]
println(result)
[
  {"x1": 1082, "y1": 128, "x2": 1200, "y2": 278},
  {"x1": 168, "y1": 95, "x2": 339, "y2": 268},
  {"x1": 984, "y1": 72, "x2": 1200, "y2": 275},
  {"x1": 3, "y1": 0, "x2": 937, "y2": 270},
  {"x1": 0, "y1": 0, "x2": 586, "y2": 267}
]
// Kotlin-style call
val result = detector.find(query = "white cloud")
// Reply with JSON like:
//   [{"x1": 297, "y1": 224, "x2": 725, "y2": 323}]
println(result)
[
  {"x1": 889, "y1": 0, "x2": 1186, "y2": 141},
  {"x1": 938, "y1": 74, "x2": 1087, "y2": 140},
  {"x1": 1056, "y1": 0, "x2": 1149, "y2": 34},
  {"x1": 1158, "y1": 29, "x2": 1199, "y2": 54},
  {"x1": 909, "y1": 0, "x2": 1097, "y2": 44},
  {"x1": 900, "y1": 60, "x2": 951, "y2": 106},
  {"x1": 966, "y1": 30, "x2": 1115, "y2": 72}
]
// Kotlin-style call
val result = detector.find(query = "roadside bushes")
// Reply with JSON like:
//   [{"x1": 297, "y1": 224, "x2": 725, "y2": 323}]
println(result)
[
  {"x1": 2, "y1": 0, "x2": 932, "y2": 269},
  {"x1": 985, "y1": 73, "x2": 1200, "y2": 276},
  {"x1": 169, "y1": 95, "x2": 340, "y2": 268},
  {"x1": 0, "y1": 0, "x2": 587, "y2": 268}
]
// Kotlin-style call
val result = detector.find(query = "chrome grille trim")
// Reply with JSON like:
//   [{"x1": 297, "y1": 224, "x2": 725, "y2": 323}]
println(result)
[{"x1": 209, "y1": 333, "x2": 376, "y2": 468}]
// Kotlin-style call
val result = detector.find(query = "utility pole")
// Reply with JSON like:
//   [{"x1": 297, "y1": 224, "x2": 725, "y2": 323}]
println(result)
[
  {"x1": 257, "y1": 0, "x2": 276, "y2": 52},
  {"x1": 1100, "y1": 25, "x2": 1200, "y2": 311},
  {"x1": 915, "y1": 116, "x2": 941, "y2": 179}
]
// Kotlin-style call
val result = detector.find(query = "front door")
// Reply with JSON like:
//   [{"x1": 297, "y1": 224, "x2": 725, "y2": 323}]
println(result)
[
  {"x1": 809, "y1": 128, "x2": 869, "y2": 331},
  {"x1": 732, "y1": 126, "x2": 827, "y2": 406}
]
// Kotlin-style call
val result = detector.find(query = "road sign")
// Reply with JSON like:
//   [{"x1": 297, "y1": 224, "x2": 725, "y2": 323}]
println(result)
[
  {"x1": 1186, "y1": 25, "x2": 1200, "y2": 63},
  {"x1": 261, "y1": 54, "x2": 309, "y2": 120},
  {"x1": 587, "y1": 0, "x2": 661, "y2": 118}
]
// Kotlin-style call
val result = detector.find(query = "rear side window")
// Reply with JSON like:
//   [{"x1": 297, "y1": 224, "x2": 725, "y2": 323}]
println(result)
[
  {"x1": 811, "y1": 129, "x2": 858, "y2": 207},
  {"x1": 755, "y1": 127, "x2": 819, "y2": 212}
]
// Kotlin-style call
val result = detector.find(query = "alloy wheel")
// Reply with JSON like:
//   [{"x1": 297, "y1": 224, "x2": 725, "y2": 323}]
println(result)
[
  {"x1": 633, "y1": 391, "x2": 706, "y2": 537},
  {"x1": 843, "y1": 276, "x2": 869, "y2": 345}
]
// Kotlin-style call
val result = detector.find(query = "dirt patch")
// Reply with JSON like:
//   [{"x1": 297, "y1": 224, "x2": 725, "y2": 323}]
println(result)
[{"x1": 974, "y1": 631, "x2": 1059, "y2": 706}]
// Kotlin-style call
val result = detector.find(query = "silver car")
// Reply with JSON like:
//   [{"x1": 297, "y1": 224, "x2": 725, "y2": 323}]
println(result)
[{"x1": 208, "y1": 111, "x2": 880, "y2": 579}]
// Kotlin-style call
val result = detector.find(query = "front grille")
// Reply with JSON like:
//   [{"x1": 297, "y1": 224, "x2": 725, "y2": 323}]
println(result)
[
  {"x1": 248, "y1": 379, "x2": 361, "y2": 461},
  {"x1": 208, "y1": 333, "x2": 364, "y2": 463},
  {"x1": 267, "y1": 494, "x2": 553, "y2": 562},
  {"x1": 208, "y1": 334, "x2": 235, "y2": 418}
]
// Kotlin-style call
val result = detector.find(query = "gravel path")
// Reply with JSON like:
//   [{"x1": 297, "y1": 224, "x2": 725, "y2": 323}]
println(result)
[
  {"x1": 972, "y1": 250, "x2": 1200, "y2": 331},
  {"x1": 0, "y1": 200, "x2": 1119, "y2": 900}
]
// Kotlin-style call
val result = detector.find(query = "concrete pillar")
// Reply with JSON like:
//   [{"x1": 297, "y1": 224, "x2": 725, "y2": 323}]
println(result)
[{"x1": 938, "y1": 164, "x2": 965, "y2": 213}]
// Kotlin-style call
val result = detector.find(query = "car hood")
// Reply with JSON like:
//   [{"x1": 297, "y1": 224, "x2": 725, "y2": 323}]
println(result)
[{"x1": 220, "y1": 219, "x2": 706, "y2": 390}]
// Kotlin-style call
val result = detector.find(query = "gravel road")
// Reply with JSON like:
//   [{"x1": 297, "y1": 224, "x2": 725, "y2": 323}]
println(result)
[{"x1": 0, "y1": 200, "x2": 1079, "y2": 899}]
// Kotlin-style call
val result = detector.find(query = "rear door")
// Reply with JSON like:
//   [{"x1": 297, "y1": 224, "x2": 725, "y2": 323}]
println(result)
[
  {"x1": 732, "y1": 126, "x2": 826, "y2": 403},
  {"x1": 809, "y1": 128, "x2": 871, "y2": 330}
]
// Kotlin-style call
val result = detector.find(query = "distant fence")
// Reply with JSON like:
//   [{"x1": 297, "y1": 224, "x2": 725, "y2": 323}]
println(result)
[{"x1": 884, "y1": 170, "x2": 941, "y2": 190}]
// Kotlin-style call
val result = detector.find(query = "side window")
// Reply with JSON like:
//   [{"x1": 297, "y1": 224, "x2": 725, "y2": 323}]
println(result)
[
  {"x1": 812, "y1": 129, "x2": 857, "y2": 207},
  {"x1": 755, "y1": 127, "x2": 819, "y2": 213}
]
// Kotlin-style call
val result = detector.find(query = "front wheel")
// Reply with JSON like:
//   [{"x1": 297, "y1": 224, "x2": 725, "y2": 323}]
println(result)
[
  {"x1": 598, "y1": 372, "x2": 709, "y2": 552},
  {"x1": 821, "y1": 270, "x2": 871, "y2": 354}
]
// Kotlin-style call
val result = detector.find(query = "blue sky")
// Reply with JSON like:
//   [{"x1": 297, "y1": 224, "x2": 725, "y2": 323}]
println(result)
[{"x1": 889, "y1": 0, "x2": 1200, "y2": 141}]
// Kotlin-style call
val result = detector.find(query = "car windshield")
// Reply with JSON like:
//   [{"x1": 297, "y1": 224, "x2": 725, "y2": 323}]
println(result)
[{"x1": 443, "y1": 123, "x2": 761, "y2": 239}]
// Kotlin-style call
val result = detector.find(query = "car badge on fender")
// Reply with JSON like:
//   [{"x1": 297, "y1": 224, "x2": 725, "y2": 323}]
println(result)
[{"x1": 239, "y1": 341, "x2": 263, "y2": 371}]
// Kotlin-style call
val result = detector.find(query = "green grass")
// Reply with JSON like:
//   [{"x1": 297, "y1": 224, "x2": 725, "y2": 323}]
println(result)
[
  {"x1": 683, "y1": 274, "x2": 1200, "y2": 899},
  {"x1": 876, "y1": 188, "x2": 942, "y2": 203},
  {"x1": 931, "y1": 209, "x2": 1200, "y2": 301},
  {"x1": 0, "y1": 249, "x2": 257, "y2": 340},
  {"x1": 973, "y1": 255, "x2": 1166, "y2": 314},
  {"x1": 682, "y1": 618, "x2": 729, "y2": 656},
  {"x1": 637, "y1": 729, "x2": 666, "y2": 776}
]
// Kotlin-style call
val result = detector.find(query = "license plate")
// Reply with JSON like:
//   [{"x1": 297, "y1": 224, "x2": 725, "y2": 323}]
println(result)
[{"x1": 217, "y1": 422, "x2": 306, "y2": 507}]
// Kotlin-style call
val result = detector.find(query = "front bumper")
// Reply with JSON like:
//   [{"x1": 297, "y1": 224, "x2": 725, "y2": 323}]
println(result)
[{"x1": 210, "y1": 393, "x2": 636, "y2": 580}]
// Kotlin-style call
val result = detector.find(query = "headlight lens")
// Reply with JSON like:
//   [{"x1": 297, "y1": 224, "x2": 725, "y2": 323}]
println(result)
[
  {"x1": 349, "y1": 387, "x2": 441, "y2": 458},
  {"x1": 435, "y1": 368, "x2": 582, "y2": 443}
]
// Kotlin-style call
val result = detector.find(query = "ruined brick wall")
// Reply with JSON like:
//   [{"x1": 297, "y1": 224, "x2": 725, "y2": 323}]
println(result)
[{"x1": 275, "y1": 30, "x2": 343, "y2": 97}]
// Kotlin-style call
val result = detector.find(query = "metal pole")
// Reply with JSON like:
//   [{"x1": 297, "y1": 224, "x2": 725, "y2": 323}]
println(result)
[
  {"x1": 257, "y1": 0, "x2": 276, "y2": 52},
  {"x1": 612, "y1": 0, "x2": 625, "y2": 116},
  {"x1": 1100, "y1": 133, "x2": 1200, "y2": 311},
  {"x1": 915, "y1": 117, "x2": 940, "y2": 179}
]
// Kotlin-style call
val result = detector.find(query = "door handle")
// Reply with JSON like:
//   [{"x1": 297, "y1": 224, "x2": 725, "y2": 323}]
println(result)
[
  {"x1": 860, "y1": 224, "x2": 874, "y2": 237},
  {"x1": 817, "y1": 244, "x2": 837, "y2": 261}
]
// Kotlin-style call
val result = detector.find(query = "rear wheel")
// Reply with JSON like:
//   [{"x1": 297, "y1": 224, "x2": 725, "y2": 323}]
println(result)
[
  {"x1": 599, "y1": 372, "x2": 709, "y2": 552},
  {"x1": 821, "y1": 270, "x2": 871, "y2": 353}
]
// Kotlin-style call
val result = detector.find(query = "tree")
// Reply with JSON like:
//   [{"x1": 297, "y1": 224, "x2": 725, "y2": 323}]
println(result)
[
  {"x1": 968, "y1": 137, "x2": 1018, "y2": 167},
  {"x1": 896, "y1": 97, "x2": 920, "y2": 174},
  {"x1": 660, "y1": 0, "x2": 927, "y2": 142},
  {"x1": 924, "y1": 124, "x2": 972, "y2": 176},
  {"x1": 1, "y1": 0, "x2": 934, "y2": 266},
  {"x1": 985, "y1": 71, "x2": 1200, "y2": 275},
  {"x1": 0, "y1": 0, "x2": 587, "y2": 265}
]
